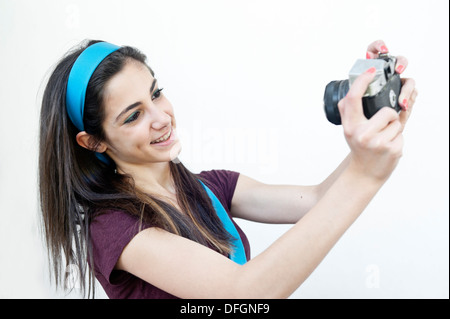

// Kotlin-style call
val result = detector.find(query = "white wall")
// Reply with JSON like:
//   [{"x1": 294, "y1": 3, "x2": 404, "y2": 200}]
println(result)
[{"x1": 0, "y1": 0, "x2": 448, "y2": 299}]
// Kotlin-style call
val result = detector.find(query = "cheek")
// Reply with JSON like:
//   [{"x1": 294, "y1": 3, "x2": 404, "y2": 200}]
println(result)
[
  {"x1": 125, "y1": 126, "x2": 150, "y2": 147},
  {"x1": 163, "y1": 101, "x2": 176, "y2": 125},
  {"x1": 105, "y1": 126, "x2": 149, "y2": 152}
]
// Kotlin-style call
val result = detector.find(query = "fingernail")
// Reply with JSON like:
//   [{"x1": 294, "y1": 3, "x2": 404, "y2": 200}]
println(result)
[
  {"x1": 366, "y1": 52, "x2": 371, "y2": 59},
  {"x1": 366, "y1": 67, "x2": 376, "y2": 74},
  {"x1": 396, "y1": 65, "x2": 405, "y2": 74},
  {"x1": 380, "y1": 45, "x2": 389, "y2": 53},
  {"x1": 402, "y1": 99, "x2": 409, "y2": 110}
]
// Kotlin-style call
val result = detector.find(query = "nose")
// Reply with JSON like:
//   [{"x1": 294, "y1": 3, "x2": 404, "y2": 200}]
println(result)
[{"x1": 149, "y1": 104, "x2": 171, "y2": 131}]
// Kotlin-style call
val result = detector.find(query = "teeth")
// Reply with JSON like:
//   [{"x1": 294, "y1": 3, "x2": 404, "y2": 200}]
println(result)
[{"x1": 151, "y1": 129, "x2": 171, "y2": 144}]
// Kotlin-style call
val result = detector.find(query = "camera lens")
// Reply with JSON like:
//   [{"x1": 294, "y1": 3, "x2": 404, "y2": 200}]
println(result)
[{"x1": 323, "y1": 80, "x2": 349, "y2": 125}]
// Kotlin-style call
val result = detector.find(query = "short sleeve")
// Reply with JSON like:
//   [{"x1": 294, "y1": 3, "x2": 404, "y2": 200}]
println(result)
[
  {"x1": 89, "y1": 168, "x2": 250, "y2": 299},
  {"x1": 89, "y1": 210, "x2": 149, "y2": 285}
]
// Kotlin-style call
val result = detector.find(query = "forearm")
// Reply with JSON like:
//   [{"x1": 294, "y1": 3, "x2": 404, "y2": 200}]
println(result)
[{"x1": 235, "y1": 165, "x2": 383, "y2": 298}]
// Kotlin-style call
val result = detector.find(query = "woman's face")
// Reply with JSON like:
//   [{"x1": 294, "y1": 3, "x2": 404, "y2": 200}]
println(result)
[{"x1": 100, "y1": 59, "x2": 181, "y2": 169}]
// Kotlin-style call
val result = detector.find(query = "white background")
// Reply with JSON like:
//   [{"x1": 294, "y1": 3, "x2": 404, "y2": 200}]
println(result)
[{"x1": 0, "y1": 0, "x2": 448, "y2": 299}]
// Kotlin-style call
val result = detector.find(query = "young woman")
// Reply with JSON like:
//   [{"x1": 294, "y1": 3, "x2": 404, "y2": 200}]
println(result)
[{"x1": 39, "y1": 39, "x2": 417, "y2": 298}]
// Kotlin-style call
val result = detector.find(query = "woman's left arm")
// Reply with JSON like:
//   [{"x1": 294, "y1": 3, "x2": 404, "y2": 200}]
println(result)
[
  {"x1": 231, "y1": 154, "x2": 350, "y2": 224},
  {"x1": 231, "y1": 40, "x2": 417, "y2": 225}
]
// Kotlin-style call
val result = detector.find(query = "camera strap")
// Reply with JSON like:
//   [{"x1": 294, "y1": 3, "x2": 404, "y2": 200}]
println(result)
[{"x1": 199, "y1": 180, "x2": 247, "y2": 265}]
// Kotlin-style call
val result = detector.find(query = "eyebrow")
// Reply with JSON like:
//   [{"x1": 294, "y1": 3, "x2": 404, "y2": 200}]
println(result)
[{"x1": 115, "y1": 78, "x2": 158, "y2": 123}]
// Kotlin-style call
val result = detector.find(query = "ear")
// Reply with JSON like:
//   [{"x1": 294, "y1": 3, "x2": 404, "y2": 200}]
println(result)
[{"x1": 76, "y1": 131, "x2": 108, "y2": 153}]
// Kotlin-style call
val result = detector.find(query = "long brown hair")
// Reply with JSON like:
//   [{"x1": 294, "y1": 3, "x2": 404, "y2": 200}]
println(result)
[{"x1": 39, "y1": 40, "x2": 233, "y2": 297}]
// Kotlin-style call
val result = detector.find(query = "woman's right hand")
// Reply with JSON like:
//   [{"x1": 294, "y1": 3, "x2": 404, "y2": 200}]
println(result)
[{"x1": 337, "y1": 67, "x2": 408, "y2": 183}]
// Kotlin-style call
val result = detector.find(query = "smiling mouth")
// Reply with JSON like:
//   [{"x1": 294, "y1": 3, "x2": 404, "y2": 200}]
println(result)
[{"x1": 150, "y1": 128, "x2": 172, "y2": 144}]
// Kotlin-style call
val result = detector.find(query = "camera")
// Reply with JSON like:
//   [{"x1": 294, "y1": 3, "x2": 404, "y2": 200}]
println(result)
[{"x1": 323, "y1": 53, "x2": 402, "y2": 125}]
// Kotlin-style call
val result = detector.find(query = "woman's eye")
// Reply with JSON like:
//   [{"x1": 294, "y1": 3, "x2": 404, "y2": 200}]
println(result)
[
  {"x1": 124, "y1": 111, "x2": 140, "y2": 124},
  {"x1": 152, "y1": 88, "x2": 164, "y2": 100}
]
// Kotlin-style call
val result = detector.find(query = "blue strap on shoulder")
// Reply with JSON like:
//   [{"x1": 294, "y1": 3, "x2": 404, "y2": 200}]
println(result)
[
  {"x1": 199, "y1": 180, "x2": 247, "y2": 265},
  {"x1": 66, "y1": 42, "x2": 120, "y2": 164}
]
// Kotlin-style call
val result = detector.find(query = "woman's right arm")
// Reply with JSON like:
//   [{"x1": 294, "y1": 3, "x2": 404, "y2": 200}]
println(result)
[
  {"x1": 116, "y1": 63, "x2": 416, "y2": 299},
  {"x1": 116, "y1": 166, "x2": 384, "y2": 298}
]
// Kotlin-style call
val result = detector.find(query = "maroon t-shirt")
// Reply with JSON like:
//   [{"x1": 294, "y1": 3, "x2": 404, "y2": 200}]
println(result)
[{"x1": 89, "y1": 169, "x2": 250, "y2": 299}]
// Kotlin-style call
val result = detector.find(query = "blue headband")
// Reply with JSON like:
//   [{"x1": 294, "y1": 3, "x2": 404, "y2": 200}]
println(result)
[{"x1": 66, "y1": 42, "x2": 120, "y2": 163}]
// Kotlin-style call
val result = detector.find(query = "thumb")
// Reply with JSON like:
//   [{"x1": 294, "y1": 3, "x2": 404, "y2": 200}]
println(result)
[{"x1": 338, "y1": 67, "x2": 377, "y2": 125}]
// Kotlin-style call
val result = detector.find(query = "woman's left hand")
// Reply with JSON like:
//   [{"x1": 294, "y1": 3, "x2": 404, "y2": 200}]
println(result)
[{"x1": 365, "y1": 39, "x2": 418, "y2": 130}]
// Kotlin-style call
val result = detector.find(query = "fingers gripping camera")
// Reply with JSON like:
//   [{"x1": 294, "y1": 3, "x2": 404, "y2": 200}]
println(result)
[{"x1": 324, "y1": 54, "x2": 402, "y2": 125}]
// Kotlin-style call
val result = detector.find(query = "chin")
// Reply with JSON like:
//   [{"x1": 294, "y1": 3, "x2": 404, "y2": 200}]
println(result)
[{"x1": 168, "y1": 141, "x2": 182, "y2": 162}]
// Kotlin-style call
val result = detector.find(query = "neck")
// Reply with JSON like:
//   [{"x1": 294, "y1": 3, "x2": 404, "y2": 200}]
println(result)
[{"x1": 117, "y1": 161, "x2": 175, "y2": 195}]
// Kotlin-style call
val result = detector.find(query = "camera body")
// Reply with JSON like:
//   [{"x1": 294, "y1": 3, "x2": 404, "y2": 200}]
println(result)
[{"x1": 324, "y1": 54, "x2": 402, "y2": 125}]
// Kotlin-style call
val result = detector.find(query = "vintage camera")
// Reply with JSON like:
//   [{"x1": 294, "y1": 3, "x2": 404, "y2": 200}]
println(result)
[{"x1": 323, "y1": 53, "x2": 402, "y2": 125}]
